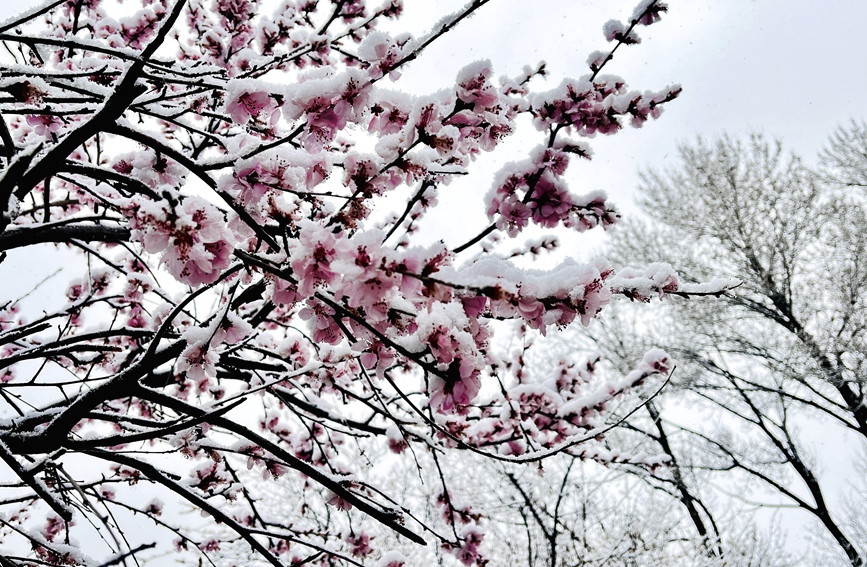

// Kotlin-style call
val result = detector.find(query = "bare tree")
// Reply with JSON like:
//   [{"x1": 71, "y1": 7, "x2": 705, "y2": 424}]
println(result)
[
  {"x1": 589, "y1": 131, "x2": 867, "y2": 566},
  {"x1": 469, "y1": 323, "x2": 796, "y2": 567}
]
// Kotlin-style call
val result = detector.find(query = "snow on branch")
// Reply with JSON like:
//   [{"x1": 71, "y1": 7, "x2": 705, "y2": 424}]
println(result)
[{"x1": 0, "y1": 0, "x2": 725, "y2": 564}]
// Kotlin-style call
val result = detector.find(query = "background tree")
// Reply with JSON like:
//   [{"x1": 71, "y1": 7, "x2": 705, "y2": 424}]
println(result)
[
  {"x1": 476, "y1": 325, "x2": 795, "y2": 567},
  {"x1": 494, "y1": 452, "x2": 793, "y2": 567},
  {"x1": 0, "y1": 0, "x2": 730, "y2": 565},
  {"x1": 221, "y1": 321, "x2": 796, "y2": 567},
  {"x1": 585, "y1": 129, "x2": 867, "y2": 566}
]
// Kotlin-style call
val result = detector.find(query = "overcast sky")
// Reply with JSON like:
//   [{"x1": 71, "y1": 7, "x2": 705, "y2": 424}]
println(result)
[
  {"x1": 384, "y1": 0, "x2": 867, "y2": 259},
  {"x1": 3, "y1": 0, "x2": 865, "y2": 253},
  {"x1": 406, "y1": 0, "x2": 867, "y2": 189}
]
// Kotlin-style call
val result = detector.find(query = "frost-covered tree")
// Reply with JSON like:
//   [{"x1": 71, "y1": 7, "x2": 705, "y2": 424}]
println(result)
[
  {"x1": 248, "y1": 423, "x2": 795, "y2": 567},
  {"x1": 430, "y1": 324, "x2": 795, "y2": 567},
  {"x1": 494, "y1": 453, "x2": 794, "y2": 567},
  {"x1": 590, "y1": 130, "x2": 867, "y2": 567},
  {"x1": 0, "y1": 0, "x2": 728, "y2": 565}
]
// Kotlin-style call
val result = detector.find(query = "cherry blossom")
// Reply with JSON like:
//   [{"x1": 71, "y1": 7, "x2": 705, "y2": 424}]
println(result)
[
  {"x1": 25, "y1": 114, "x2": 62, "y2": 139},
  {"x1": 226, "y1": 90, "x2": 280, "y2": 125},
  {"x1": 0, "y1": 0, "x2": 735, "y2": 565}
]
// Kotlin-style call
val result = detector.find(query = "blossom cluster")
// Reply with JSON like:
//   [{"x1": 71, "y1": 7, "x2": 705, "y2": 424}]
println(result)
[{"x1": 0, "y1": 0, "x2": 732, "y2": 566}]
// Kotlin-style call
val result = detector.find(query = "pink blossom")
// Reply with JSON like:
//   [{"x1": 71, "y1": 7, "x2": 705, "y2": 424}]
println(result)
[
  {"x1": 213, "y1": 311, "x2": 253, "y2": 345},
  {"x1": 368, "y1": 101, "x2": 409, "y2": 135},
  {"x1": 126, "y1": 196, "x2": 234, "y2": 286},
  {"x1": 187, "y1": 461, "x2": 229, "y2": 495},
  {"x1": 144, "y1": 499, "x2": 163, "y2": 516},
  {"x1": 386, "y1": 425, "x2": 407, "y2": 454},
  {"x1": 359, "y1": 340, "x2": 396, "y2": 377},
  {"x1": 289, "y1": 223, "x2": 339, "y2": 296},
  {"x1": 304, "y1": 101, "x2": 352, "y2": 151},
  {"x1": 496, "y1": 199, "x2": 532, "y2": 236},
  {"x1": 528, "y1": 174, "x2": 573, "y2": 228},
  {"x1": 633, "y1": 0, "x2": 668, "y2": 26},
  {"x1": 177, "y1": 342, "x2": 218, "y2": 384},
  {"x1": 429, "y1": 362, "x2": 481, "y2": 413},
  {"x1": 272, "y1": 278, "x2": 299, "y2": 305},
  {"x1": 346, "y1": 533, "x2": 373, "y2": 557},
  {"x1": 26, "y1": 114, "x2": 62, "y2": 138},
  {"x1": 379, "y1": 551, "x2": 407, "y2": 567},
  {"x1": 299, "y1": 299, "x2": 343, "y2": 345},
  {"x1": 226, "y1": 164, "x2": 270, "y2": 204},
  {"x1": 41, "y1": 515, "x2": 68, "y2": 543},
  {"x1": 0, "y1": 0, "x2": 704, "y2": 563},
  {"x1": 460, "y1": 296, "x2": 487, "y2": 318},
  {"x1": 456, "y1": 60, "x2": 500, "y2": 109},
  {"x1": 326, "y1": 492, "x2": 353, "y2": 510},
  {"x1": 453, "y1": 527, "x2": 485, "y2": 566},
  {"x1": 120, "y1": 4, "x2": 165, "y2": 49},
  {"x1": 127, "y1": 305, "x2": 149, "y2": 329},
  {"x1": 3, "y1": 80, "x2": 46, "y2": 103},
  {"x1": 227, "y1": 91, "x2": 277, "y2": 124}
]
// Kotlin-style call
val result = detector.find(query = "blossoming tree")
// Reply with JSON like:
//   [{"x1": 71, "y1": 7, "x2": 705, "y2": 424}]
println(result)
[{"x1": 0, "y1": 0, "x2": 731, "y2": 564}]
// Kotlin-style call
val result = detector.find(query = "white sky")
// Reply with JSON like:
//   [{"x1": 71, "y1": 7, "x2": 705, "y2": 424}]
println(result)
[
  {"x1": 382, "y1": 0, "x2": 867, "y2": 261},
  {"x1": 390, "y1": 0, "x2": 867, "y2": 177},
  {"x1": 4, "y1": 0, "x2": 864, "y2": 201},
  {"x1": 3, "y1": 0, "x2": 865, "y2": 257}
]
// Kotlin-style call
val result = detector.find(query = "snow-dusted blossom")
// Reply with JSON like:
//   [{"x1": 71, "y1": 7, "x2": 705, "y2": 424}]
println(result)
[
  {"x1": 346, "y1": 532, "x2": 373, "y2": 557},
  {"x1": 226, "y1": 90, "x2": 280, "y2": 125},
  {"x1": 288, "y1": 221, "x2": 340, "y2": 296},
  {"x1": 113, "y1": 150, "x2": 186, "y2": 189},
  {"x1": 377, "y1": 551, "x2": 408, "y2": 567},
  {"x1": 125, "y1": 196, "x2": 234, "y2": 285},
  {"x1": 455, "y1": 60, "x2": 500, "y2": 109},
  {"x1": 0, "y1": 0, "x2": 721, "y2": 564},
  {"x1": 25, "y1": 114, "x2": 62, "y2": 138}
]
